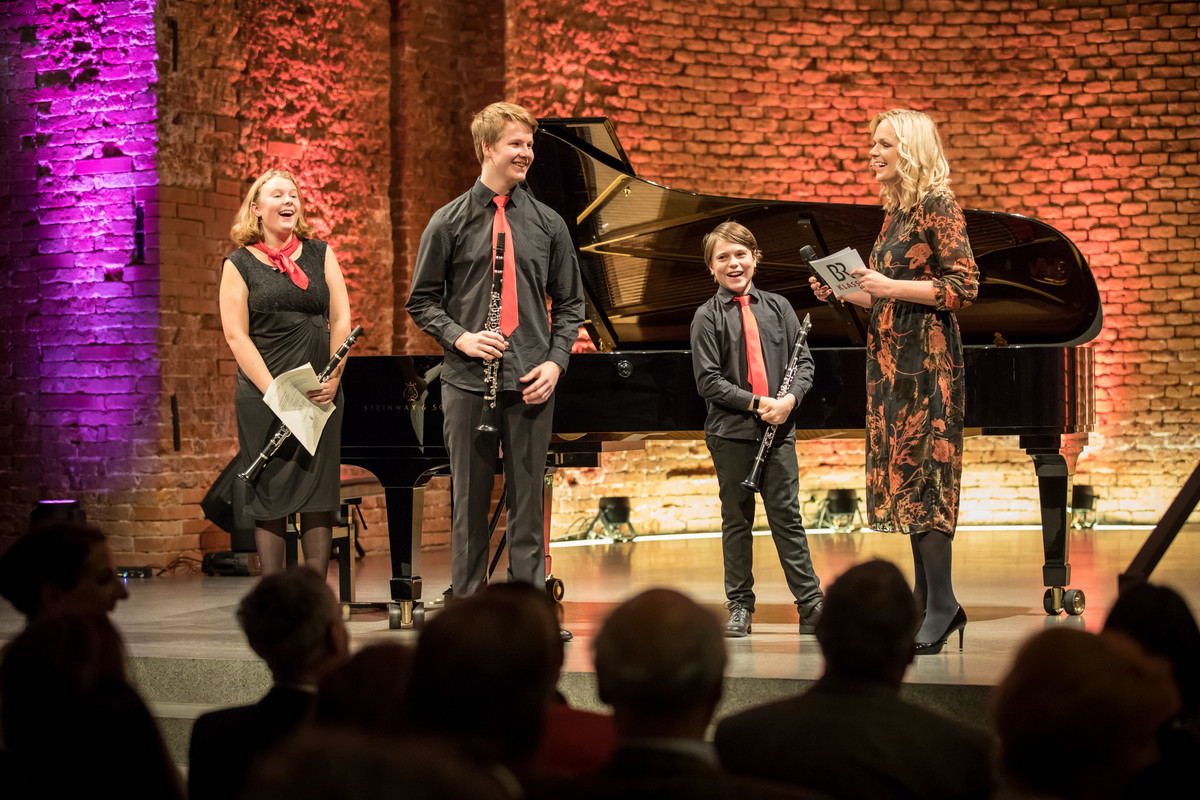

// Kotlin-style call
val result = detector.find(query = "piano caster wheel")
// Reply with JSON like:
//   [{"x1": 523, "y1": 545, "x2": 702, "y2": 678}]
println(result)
[
  {"x1": 340, "y1": 602, "x2": 352, "y2": 622},
  {"x1": 387, "y1": 601, "x2": 426, "y2": 629},
  {"x1": 386, "y1": 601, "x2": 426, "y2": 629},
  {"x1": 388, "y1": 602, "x2": 407, "y2": 630},
  {"x1": 1063, "y1": 588, "x2": 1086, "y2": 616},
  {"x1": 1043, "y1": 588, "x2": 1064, "y2": 616},
  {"x1": 1044, "y1": 587, "x2": 1086, "y2": 616},
  {"x1": 546, "y1": 576, "x2": 565, "y2": 604}
]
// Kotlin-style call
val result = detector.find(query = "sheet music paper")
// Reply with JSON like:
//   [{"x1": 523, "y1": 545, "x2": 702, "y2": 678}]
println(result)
[
  {"x1": 262, "y1": 364, "x2": 335, "y2": 456},
  {"x1": 809, "y1": 247, "x2": 868, "y2": 298}
]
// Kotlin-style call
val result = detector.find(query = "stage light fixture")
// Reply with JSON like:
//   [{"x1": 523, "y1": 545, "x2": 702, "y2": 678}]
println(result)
[
  {"x1": 30, "y1": 499, "x2": 85, "y2": 528},
  {"x1": 564, "y1": 496, "x2": 637, "y2": 542},
  {"x1": 1070, "y1": 484, "x2": 1098, "y2": 529},
  {"x1": 811, "y1": 489, "x2": 863, "y2": 532}
]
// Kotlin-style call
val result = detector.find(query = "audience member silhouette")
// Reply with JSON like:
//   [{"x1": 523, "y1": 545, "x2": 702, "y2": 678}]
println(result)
[
  {"x1": 188, "y1": 566, "x2": 349, "y2": 800},
  {"x1": 0, "y1": 522, "x2": 128, "y2": 621},
  {"x1": 0, "y1": 610, "x2": 184, "y2": 799},
  {"x1": 241, "y1": 728, "x2": 509, "y2": 800},
  {"x1": 407, "y1": 581, "x2": 566, "y2": 794},
  {"x1": 309, "y1": 641, "x2": 413, "y2": 739},
  {"x1": 715, "y1": 560, "x2": 994, "y2": 799},
  {"x1": 990, "y1": 627, "x2": 1180, "y2": 800},
  {"x1": 533, "y1": 588, "x2": 825, "y2": 800},
  {"x1": 1104, "y1": 581, "x2": 1200, "y2": 727},
  {"x1": 1103, "y1": 581, "x2": 1200, "y2": 797}
]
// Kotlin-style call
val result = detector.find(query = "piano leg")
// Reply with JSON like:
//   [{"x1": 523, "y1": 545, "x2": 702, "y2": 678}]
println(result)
[
  {"x1": 1021, "y1": 433, "x2": 1088, "y2": 616},
  {"x1": 543, "y1": 470, "x2": 565, "y2": 603},
  {"x1": 383, "y1": 485, "x2": 425, "y2": 629}
]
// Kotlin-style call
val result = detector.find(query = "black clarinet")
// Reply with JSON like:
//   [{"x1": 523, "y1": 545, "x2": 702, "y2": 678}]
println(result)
[
  {"x1": 741, "y1": 314, "x2": 812, "y2": 492},
  {"x1": 238, "y1": 324, "x2": 364, "y2": 486},
  {"x1": 476, "y1": 232, "x2": 505, "y2": 433}
]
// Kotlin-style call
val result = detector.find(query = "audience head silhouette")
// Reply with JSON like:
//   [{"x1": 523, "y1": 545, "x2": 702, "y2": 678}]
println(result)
[
  {"x1": 991, "y1": 627, "x2": 1180, "y2": 799},
  {"x1": 1104, "y1": 580, "x2": 1200, "y2": 721},
  {"x1": 237, "y1": 566, "x2": 347, "y2": 685},
  {"x1": 0, "y1": 523, "x2": 128, "y2": 620},
  {"x1": 311, "y1": 642, "x2": 414, "y2": 738},
  {"x1": 593, "y1": 588, "x2": 726, "y2": 739},
  {"x1": 407, "y1": 581, "x2": 562, "y2": 772},
  {"x1": 816, "y1": 559, "x2": 918, "y2": 685},
  {"x1": 242, "y1": 729, "x2": 508, "y2": 800},
  {"x1": 0, "y1": 611, "x2": 184, "y2": 798}
]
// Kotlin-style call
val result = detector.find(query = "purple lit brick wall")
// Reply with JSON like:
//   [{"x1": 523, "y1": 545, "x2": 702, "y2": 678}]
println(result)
[{"x1": 0, "y1": 1, "x2": 164, "y2": 551}]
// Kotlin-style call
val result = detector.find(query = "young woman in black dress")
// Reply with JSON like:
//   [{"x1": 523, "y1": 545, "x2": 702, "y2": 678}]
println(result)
[{"x1": 219, "y1": 169, "x2": 353, "y2": 576}]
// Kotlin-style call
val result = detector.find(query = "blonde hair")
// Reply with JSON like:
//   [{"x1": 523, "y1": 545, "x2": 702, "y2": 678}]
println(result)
[
  {"x1": 871, "y1": 109, "x2": 954, "y2": 215},
  {"x1": 701, "y1": 221, "x2": 762, "y2": 269},
  {"x1": 230, "y1": 169, "x2": 314, "y2": 246},
  {"x1": 470, "y1": 102, "x2": 539, "y2": 165}
]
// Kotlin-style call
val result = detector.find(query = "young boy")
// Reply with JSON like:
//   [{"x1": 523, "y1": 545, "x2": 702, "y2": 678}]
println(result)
[{"x1": 690, "y1": 221, "x2": 823, "y2": 637}]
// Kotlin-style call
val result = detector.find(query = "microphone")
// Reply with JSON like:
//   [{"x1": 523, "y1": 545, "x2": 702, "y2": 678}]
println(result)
[{"x1": 800, "y1": 245, "x2": 836, "y2": 306}]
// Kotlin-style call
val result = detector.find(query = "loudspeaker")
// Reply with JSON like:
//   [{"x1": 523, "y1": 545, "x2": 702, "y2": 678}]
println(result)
[{"x1": 200, "y1": 551, "x2": 261, "y2": 577}]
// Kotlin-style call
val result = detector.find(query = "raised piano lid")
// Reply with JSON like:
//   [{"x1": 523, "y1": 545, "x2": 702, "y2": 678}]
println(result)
[{"x1": 526, "y1": 117, "x2": 1103, "y2": 350}]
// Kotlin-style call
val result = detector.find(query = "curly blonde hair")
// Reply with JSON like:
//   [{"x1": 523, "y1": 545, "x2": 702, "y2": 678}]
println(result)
[
  {"x1": 871, "y1": 109, "x2": 954, "y2": 215},
  {"x1": 230, "y1": 169, "x2": 315, "y2": 246}
]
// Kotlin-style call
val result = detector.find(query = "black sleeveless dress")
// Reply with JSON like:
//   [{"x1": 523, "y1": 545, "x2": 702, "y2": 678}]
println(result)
[{"x1": 229, "y1": 239, "x2": 342, "y2": 520}]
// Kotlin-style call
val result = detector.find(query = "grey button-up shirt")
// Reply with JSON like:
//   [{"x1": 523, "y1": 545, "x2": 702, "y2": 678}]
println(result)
[
  {"x1": 407, "y1": 179, "x2": 585, "y2": 393},
  {"x1": 690, "y1": 283, "x2": 814, "y2": 442}
]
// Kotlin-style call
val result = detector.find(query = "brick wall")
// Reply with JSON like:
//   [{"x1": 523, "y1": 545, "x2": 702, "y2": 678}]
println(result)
[
  {"x1": 151, "y1": 0, "x2": 395, "y2": 558},
  {"x1": 0, "y1": 1, "x2": 169, "y2": 552},
  {"x1": 509, "y1": 0, "x2": 1200, "y2": 531},
  {"x1": 2, "y1": 1, "x2": 1196, "y2": 565}
]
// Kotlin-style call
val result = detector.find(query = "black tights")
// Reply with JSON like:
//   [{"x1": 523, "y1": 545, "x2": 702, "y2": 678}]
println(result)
[
  {"x1": 255, "y1": 512, "x2": 333, "y2": 576},
  {"x1": 911, "y1": 531, "x2": 960, "y2": 643}
]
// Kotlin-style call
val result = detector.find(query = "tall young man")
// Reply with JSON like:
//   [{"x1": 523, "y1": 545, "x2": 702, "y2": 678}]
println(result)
[{"x1": 407, "y1": 102, "x2": 584, "y2": 597}]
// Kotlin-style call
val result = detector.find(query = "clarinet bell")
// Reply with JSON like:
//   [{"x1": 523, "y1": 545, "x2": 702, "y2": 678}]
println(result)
[{"x1": 740, "y1": 463, "x2": 763, "y2": 493}]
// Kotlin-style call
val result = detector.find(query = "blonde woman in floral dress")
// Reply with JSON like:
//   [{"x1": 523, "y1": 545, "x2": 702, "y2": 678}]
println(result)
[{"x1": 810, "y1": 109, "x2": 978, "y2": 654}]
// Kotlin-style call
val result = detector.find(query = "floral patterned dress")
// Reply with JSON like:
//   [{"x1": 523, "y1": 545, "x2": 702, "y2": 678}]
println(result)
[{"x1": 865, "y1": 191, "x2": 979, "y2": 538}]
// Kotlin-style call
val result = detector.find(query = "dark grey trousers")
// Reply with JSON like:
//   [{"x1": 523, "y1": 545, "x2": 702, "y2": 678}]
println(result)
[
  {"x1": 442, "y1": 382, "x2": 554, "y2": 595},
  {"x1": 707, "y1": 434, "x2": 823, "y2": 614}
]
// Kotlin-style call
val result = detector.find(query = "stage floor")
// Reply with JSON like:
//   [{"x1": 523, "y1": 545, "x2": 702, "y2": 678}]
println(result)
[{"x1": 2, "y1": 523, "x2": 1194, "y2": 691}]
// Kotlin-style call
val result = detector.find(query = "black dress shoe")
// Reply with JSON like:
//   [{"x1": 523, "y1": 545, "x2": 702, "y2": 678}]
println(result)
[
  {"x1": 915, "y1": 606, "x2": 967, "y2": 655},
  {"x1": 798, "y1": 600, "x2": 823, "y2": 635},
  {"x1": 559, "y1": 628, "x2": 573, "y2": 642},
  {"x1": 725, "y1": 603, "x2": 752, "y2": 638}
]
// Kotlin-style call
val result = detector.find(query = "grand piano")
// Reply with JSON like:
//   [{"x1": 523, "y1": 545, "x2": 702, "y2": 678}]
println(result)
[{"x1": 341, "y1": 117, "x2": 1101, "y2": 627}]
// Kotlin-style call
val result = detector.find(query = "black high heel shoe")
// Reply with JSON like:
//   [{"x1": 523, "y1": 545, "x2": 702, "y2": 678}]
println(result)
[{"x1": 914, "y1": 606, "x2": 967, "y2": 655}]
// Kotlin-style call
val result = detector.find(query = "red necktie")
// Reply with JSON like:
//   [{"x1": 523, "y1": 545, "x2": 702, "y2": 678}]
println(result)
[
  {"x1": 735, "y1": 295, "x2": 768, "y2": 396},
  {"x1": 252, "y1": 234, "x2": 308, "y2": 290},
  {"x1": 493, "y1": 196, "x2": 518, "y2": 336}
]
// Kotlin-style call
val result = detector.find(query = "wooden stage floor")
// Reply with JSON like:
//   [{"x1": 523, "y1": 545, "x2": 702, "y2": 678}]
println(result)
[{"x1": 1, "y1": 523, "x2": 1196, "y2": 734}]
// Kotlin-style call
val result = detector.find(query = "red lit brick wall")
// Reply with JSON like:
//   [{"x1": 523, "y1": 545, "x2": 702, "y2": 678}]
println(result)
[
  {"x1": 3, "y1": 1, "x2": 1196, "y2": 567},
  {"x1": 508, "y1": 0, "x2": 1200, "y2": 529},
  {"x1": 151, "y1": 0, "x2": 395, "y2": 558},
  {"x1": 145, "y1": 0, "x2": 504, "y2": 558}
]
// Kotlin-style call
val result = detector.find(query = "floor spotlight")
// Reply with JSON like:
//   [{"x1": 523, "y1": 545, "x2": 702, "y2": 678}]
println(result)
[
  {"x1": 30, "y1": 499, "x2": 86, "y2": 528},
  {"x1": 567, "y1": 496, "x2": 637, "y2": 541},
  {"x1": 1070, "y1": 484, "x2": 1098, "y2": 529},
  {"x1": 812, "y1": 489, "x2": 863, "y2": 532}
]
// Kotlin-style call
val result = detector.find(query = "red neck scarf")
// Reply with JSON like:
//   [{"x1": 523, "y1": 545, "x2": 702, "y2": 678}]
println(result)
[{"x1": 253, "y1": 235, "x2": 308, "y2": 290}]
